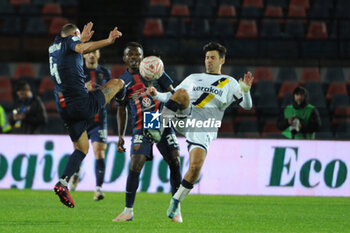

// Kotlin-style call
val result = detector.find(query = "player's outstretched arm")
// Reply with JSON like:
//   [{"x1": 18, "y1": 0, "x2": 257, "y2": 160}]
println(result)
[
  {"x1": 75, "y1": 26, "x2": 122, "y2": 54},
  {"x1": 146, "y1": 87, "x2": 172, "y2": 103},
  {"x1": 239, "y1": 71, "x2": 253, "y2": 110}
]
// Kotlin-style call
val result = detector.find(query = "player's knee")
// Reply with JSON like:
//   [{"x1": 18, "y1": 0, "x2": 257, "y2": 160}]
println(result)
[
  {"x1": 107, "y1": 78, "x2": 124, "y2": 90},
  {"x1": 171, "y1": 89, "x2": 189, "y2": 110},
  {"x1": 130, "y1": 159, "x2": 144, "y2": 173},
  {"x1": 94, "y1": 150, "x2": 105, "y2": 159},
  {"x1": 76, "y1": 144, "x2": 89, "y2": 154},
  {"x1": 130, "y1": 163, "x2": 142, "y2": 173},
  {"x1": 114, "y1": 79, "x2": 124, "y2": 89}
]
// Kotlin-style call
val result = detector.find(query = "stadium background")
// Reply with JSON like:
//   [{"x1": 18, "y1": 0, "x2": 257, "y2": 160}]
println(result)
[{"x1": 0, "y1": 0, "x2": 349, "y2": 139}]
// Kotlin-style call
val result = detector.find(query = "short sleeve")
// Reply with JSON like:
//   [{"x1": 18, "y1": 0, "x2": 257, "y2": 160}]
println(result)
[
  {"x1": 226, "y1": 78, "x2": 242, "y2": 104},
  {"x1": 158, "y1": 71, "x2": 173, "y2": 91},
  {"x1": 67, "y1": 35, "x2": 81, "y2": 51}
]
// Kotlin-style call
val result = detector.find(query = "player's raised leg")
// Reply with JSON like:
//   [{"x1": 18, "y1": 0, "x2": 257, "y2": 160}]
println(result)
[
  {"x1": 93, "y1": 141, "x2": 107, "y2": 200},
  {"x1": 54, "y1": 131, "x2": 90, "y2": 208},
  {"x1": 167, "y1": 147, "x2": 206, "y2": 219},
  {"x1": 113, "y1": 153, "x2": 147, "y2": 222},
  {"x1": 99, "y1": 79, "x2": 125, "y2": 104}
]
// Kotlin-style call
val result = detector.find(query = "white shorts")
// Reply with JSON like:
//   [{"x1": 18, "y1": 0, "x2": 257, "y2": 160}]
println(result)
[{"x1": 173, "y1": 105, "x2": 218, "y2": 153}]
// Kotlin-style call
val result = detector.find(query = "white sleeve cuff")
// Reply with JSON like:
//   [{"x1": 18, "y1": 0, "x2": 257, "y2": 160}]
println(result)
[
  {"x1": 239, "y1": 91, "x2": 253, "y2": 110},
  {"x1": 154, "y1": 91, "x2": 172, "y2": 103}
]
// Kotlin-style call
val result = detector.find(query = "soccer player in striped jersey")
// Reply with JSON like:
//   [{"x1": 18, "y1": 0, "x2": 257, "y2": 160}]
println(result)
[
  {"x1": 112, "y1": 42, "x2": 182, "y2": 223},
  {"x1": 146, "y1": 42, "x2": 254, "y2": 222},
  {"x1": 69, "y1": 49, "x2": 111, "y2": 201},
  {"x1": 50, "y1": 22, "x2": 124, "y2": 208}
]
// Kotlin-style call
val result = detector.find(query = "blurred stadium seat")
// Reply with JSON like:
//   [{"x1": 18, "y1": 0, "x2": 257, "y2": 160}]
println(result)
[
  {"x1": 42, "y1": 3, "x2": 62, "y2": 23},
  {"x1": 243, "y1": 0, "x2": 263, "y2": 8},
  {"x1": 236, "y1": 20, "x2": 258, "y2": 39},
  {"x1": 14, "y1": 63, "x2": 35, "y2": 80},
  {"x1": 300, "y1": 67, "x2": 321, "y2": 84},
  {"x1": 10, "y1": 0, "x2": 30, "y2": 5},
  {"x1": 170, "y1": 4, "x2": 190, "y2": 22},
  {"x1": 143, "y1": 18, "x2": 164, "y2": 37},
  {"x1": 306, "y1": 21, "x2": 328, "y2": 39},
  {"x1": 264, "y1": 6, "x2": 283, "y2": 24},
  {"x1": 49, "y1": 17, "x2": 69, "y2": 35},
  {"x1": 149, "y1": 0, "x2": 170, "y2": 7},
  {"x1": 326, "y1": 82, "x2": 347, "y2": 101},
  {"x1": 289, "y1": 0, "x2": 310, "y2": 10},
  {"x1": 287, "y1": 6, "x2": 307, "y2": 24},
  {"x1": 278, "y1": 81, "x2": 299, "y2": 99},
  {"x1": 38, "y1": 76, "x2": 54, "y2": 96},
  {"x1": 217, "y1": 5, "x2": 237, "y2": 23},
  {"x1": 253, "y1": 67, "x2": 273, "y2": 84}
]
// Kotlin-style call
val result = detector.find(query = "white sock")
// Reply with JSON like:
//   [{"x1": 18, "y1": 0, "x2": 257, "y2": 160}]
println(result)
[
  {"x1": 59, "y1": 178, "x2": 68, "y2": 187},
  {"x1": 123, "y1": 207, "x2": 133, "y2": 214},
  {"x1": 173, "y1": 184, "x2": 191, "y2": 202},
  {"x1": 96, "y1": 186, "x2": 101, "y2": 191}
]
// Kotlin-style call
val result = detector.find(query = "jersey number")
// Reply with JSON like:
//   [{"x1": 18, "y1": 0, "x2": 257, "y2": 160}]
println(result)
[
  {"x1": 49, "y1": 56, "x2": 61, "y2": 84},
  {"x1": 166, "y1": 134, "x2": 178, "y2": 146}
]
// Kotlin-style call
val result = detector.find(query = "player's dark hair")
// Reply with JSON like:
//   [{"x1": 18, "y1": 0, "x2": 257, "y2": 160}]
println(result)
[
  {"x1": 61, "y1": 23, "x2": 78, "y2": 36},
  {"x1": 15, "y1": 81, "x2": 30, "y2": 92},
  {"x1": 125, "y1": 42, "x2": 143, "y2": 51},
  {"x1": 203, "y1": 42, "x2": 227, "y2": 58}
]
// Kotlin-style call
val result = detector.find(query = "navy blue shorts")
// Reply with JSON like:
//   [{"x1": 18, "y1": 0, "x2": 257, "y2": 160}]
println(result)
[
  {"x1": 131, "y1": 128, "x2": 179, "y2": 160},
  {"x1": 59, "y1": 90, "x2": 106, "y2": 142},
  {"x1": 87, "y1": 121, "x2": 107, "y2": 143}
]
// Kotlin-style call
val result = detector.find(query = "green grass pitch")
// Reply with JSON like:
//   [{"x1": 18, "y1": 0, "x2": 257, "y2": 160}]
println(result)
[{"x1": 0, "y1": 189, "x2": 349, "y2": 233}]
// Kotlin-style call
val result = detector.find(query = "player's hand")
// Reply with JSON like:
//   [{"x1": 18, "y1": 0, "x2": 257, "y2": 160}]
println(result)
[
  {"x1": 146, "y1": 87, "x2": 157, "y2": 96},
  {"x1": 107, "y1": 27, "x2": 122, "y2": 44},
  {"x1": 239, "y1": 71, "x2": 254, "y2": 93},
  {"x1": 80, "y1": 22, "x2": 94, "y2": 42},
  {"x1": 85, "y1": 81, "x2": 93, "y2": 91},
  {"x1": 117, "y1": 137, "x2": 126, "y2": 152}
]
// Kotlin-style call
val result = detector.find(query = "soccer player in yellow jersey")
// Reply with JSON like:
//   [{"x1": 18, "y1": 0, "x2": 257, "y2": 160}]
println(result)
[{"x1": 146, "y1": 42, "x2": 254, "y2": 222}]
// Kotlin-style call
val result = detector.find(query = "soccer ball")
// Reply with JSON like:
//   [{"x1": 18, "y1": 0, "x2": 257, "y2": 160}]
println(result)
[{"x1": 139, "y1": 56, "x2": 164, "y2": 81}]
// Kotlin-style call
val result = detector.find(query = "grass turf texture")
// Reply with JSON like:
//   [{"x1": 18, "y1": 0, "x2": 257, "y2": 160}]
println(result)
[{"x1": 0, "y1": 189, "x2": 349, "y2": 233}]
